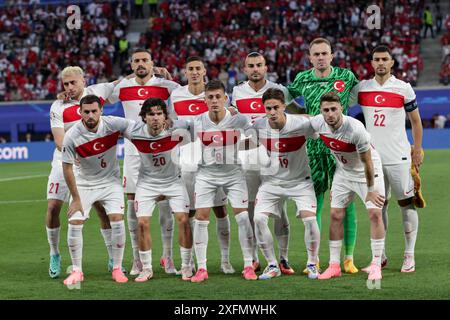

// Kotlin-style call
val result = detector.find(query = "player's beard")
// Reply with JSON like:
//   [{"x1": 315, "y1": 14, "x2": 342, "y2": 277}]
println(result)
[
  {"x1": 135, "y1": 68, "x2": 149, "y2": 79},
  {"x1": 249, "y1": 73, "x2": 264, "y2": 83},
  {"x1": 83, "y1": 119, "x2": 99, "y2": 129}
]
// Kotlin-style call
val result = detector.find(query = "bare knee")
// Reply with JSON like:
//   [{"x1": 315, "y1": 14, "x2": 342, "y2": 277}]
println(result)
[
  {"x1": 176, "y1": 213, "x2": 189, "y2": 226},
  {"x1": 368, "y1": 209, "x2": 383, "y2": 223},
  {"x1": 330, "y1": 208, "x2": 345, "y2": 222},
  {"x1": 47, "y1": 200, "x2": 63, "y2": 216}
]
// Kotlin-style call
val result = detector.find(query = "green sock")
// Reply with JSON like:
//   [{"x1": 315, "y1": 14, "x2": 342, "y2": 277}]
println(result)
[
  {"x1": 316, "y1": 192, "x2": 324, "y2": 231},
  {"x1": 344, "y1": 202, "x2": 357, "y2": 257}
]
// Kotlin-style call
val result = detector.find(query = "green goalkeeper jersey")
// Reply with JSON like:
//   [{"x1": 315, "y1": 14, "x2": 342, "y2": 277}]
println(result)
[
  {"x1": 287, "y1": 66, "x2": 358, "y2": 115},
  {"x1": 288, "y1": 66, "x2": 359, "y2": 194}
]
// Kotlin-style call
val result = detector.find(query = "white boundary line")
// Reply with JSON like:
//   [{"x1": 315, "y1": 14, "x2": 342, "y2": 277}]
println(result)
[
  {"x1": 0, "y1": 199, "x2": 47, "y2": 204},
  {"x1": 0, "y1": 174, "x2": 47, "y2": 182}
]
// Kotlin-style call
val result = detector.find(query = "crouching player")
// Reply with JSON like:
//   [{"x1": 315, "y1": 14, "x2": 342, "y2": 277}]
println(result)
[
  {"x1": 251, "y1": 88, "x2": 321, "y2": 280},
  {"x1": 125, "y1": 98, "x2": 193, "y2": 282},
  {"x1": 311, "y1": 92, "x2": 386, "y2": 281},
  {"x1": 62, "y1": 95, "x2": 130, "y2": 285}
]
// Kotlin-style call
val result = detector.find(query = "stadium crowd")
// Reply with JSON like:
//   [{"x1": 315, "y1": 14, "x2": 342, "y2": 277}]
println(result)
[
  {"x1": 0, "y1": 1, "x2": 129, "y2": 101},
  {"x1": 0, "y1": 0, "x2": 428, "y2": 102}
]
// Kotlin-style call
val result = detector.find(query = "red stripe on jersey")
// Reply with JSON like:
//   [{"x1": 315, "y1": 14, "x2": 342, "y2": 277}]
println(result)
[
  {"x1": 119, "y1": 86, "x2": 170, "y2": 101},
  {"x1": 260, "y1": 136, "x2": 306, "y2": 153},
  {"x1": 62, "y1": 97, "x2": 105, "y2": 123},
  {"x1": 320, "y1": 134, "x2": 356, "y2": 152},
  {"x1": 358, "y1": 91, "x2": 404, "y2": 108},
  {"x1": 198, "y1": 130, "x2": 241, "y2": 146},
  {"x1": 63, "y1": 104, "x2": 81, "y2": 123},
  {"x1": 75, "y1": 131, "x2": 120, "y2": 158},
  {"x1": 236, "y1": 98, "x2": 265, "y2": 114},
  {"x1": 131, "y1": 136, "x2": 183, "y2": 154},
  {"x1": 173, "y1": 99, "x2": 208, "y2": 116}
]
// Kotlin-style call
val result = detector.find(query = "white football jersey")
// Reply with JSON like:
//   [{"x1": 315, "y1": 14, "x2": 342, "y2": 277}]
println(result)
[
  {"x1": 351, "y1": 76, "x2": 417, "y2": 165},
  {"x1": 253, "y1": 114, "x2": 314, "y2": 186},
  {"x1": 62, "y1": 116, "x2": 130, "y2": 188},
  {"x1": 109, "y1": 76, "x2": 180, "y2": 156},
  {"x1": 124, "y1": 120, "x2": 189, "y2": 187},
  {"x1": 231, "y1": 80, "x2": 293, "y2": 124},
  {"x1": 49, "y1": 83, "x2": 115, "y2": 164},
  {"x1": 310, "y1": 115, "x2": 382, "y2": 182},
  {"x1": 192, "y1": 110, "x2": 251, "y2": 178}
]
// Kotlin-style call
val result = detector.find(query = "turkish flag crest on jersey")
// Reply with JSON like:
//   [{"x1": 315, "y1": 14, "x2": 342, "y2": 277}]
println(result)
[
  {"x1": 131, "y1": 135, "x2": 183, "y2": 154},
  {"x1": 173, "y1": 99, "x2": 208, "y2": 116},
  {"x1": 333, "y1": 80, "x2": 345, "y2": 92},
  {"x1": 236, "y1": 98, "x2": 265, "y2": 114},
  {"x1": 199, "y1": 130, "x2": 241, "y2": 146},
  {"x1": 75, "y1": 131, "x2": 121, "y2": 158},
  {"x1": 260, "y1": 136, "x2": 306, "y2": 153},
  {"x1": 319, "y1": 134, "x2": 356, "y2": 152}
]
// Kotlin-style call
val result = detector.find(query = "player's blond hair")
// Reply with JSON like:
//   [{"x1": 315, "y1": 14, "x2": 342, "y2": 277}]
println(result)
[{"x1": 61, "y1": 66, "x2": 84, "y2": 78}]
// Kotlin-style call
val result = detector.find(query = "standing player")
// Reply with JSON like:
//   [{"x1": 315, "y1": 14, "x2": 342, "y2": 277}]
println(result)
[
  {"x1": 251, "y1": 88, "x2": 321, "y2": 280},
  {"x1": 62, "y1": 95, "x2": 129, "y2": 285},
  {"x1": 125, "y1": 98, "x2": 193, "y2": 282},
  {"x1": 190, "y1": 80, "x2": 257, "y2": 283},
  {"x1": 231, "y1": 52, "x2": 296, "y2": 274},
  {"x1": 288, "y1": 38, "x2": 360, "y2": 274},
  {"x1": 47, "y1": 66, "x2": 121, "y2": 278},
  {"x1": 108, "y1": 49, "x2": 180, "y2": 275},
  {"x1": 351, "y1": 45, "x2": 423, "y2": 272},
  {"x1": 169, "y1": 56, "x2": 234, "y2": 274},
  {"x1": 310, "y1": 92, "x2": 385, "y2": 281}
]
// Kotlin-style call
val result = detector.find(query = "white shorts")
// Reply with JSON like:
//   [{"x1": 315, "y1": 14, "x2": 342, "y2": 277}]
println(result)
[
  {"x1": 123, "y1": 154, "x2": 140, "y2": 194},
  {"x1": 181, "y1": 171, "x2": 227, "y2": 210},
  {"x1": 255, "y1": 180, "x2": 317, "y2": 218},
  {"x1": 331, "y1": 172, "x2": 385, "y2": 210},
  {"x1": 69, "y1": 184, "x2": 124, "y2": 221},
  {"x1": 46, "y1": 162, "x2": 70, "y2": 202},
  {"x1": 245, "y1": 170, "x2": 261, "y2": 202},
  {"x1": 383, "y1": 163, "x2": 414, "y2": 201},
  {"x1": 135, "y1": 181, "x2": 190, "y2": 218},
  {"x1": 195, "y1": 171, "x2": 248, "y2": 209}
]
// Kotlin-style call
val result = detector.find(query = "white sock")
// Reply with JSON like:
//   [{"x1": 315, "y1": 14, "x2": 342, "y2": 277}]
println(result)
[
  {"x1": 127, "y1": 200, "x2": 139, "y2": 261},
  {"x1": 100, "y1": 228, "x2": 113, "y2": 260},
  {"x1": 159, "y1": 200, "x2": 174, "y2": 260},
  {"x1": 110, "y1": 220, "x2": 125, "y2": 269},
  {"x1": 371, "y1": 238, "x2": 385, "y2": 266},
  {"x1": 401, "y1": 204, "x2": 418, "y2": 256},
  {"x1": 216, "y1": 215, "x2": 230, "y2": 263},
  {"x1": 235, "y1": 211, "x2": 254, "y2": 268},
  {"x1": 302, "y1": 216, "x2": 320, "y2": 265},
  {"x1": 180, "y1": 246, "x2": 193, "y2": 269},
  {"x1": 46, "y1": 226, "x2": 60, "y2": 256},
  {"x1": 254, "y1": 213, "x2": 277, "y2": 266},
  {"x1": 274, "y1": 204, "x2": 290, "y2": 261},
  {"x1": 139, "y1": 250, "x2": 152, "y2": 270},
  {"x1": 189, "y1": 217, "x2": 196, "y2": 267},
  {"x1": 68, "y1": 224, "x2": 83, "y2": 272},
  {"x1": 329, "y1": 240, "x2": 342, "y2": 264},
  {"x1": 247, "y1": 203, "x2": 259, "y2": 262},
  {"x1": 193, "y1": 220, "x2": 209, "y2": 270}
]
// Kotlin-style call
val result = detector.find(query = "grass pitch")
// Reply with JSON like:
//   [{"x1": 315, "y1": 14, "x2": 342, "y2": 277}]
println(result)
[{"x1": 0, "y1": 150, "x2": 449, "y2": 300}]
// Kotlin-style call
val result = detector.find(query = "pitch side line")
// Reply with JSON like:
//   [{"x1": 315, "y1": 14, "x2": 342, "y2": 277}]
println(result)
[
  {"x1": 0, "y1": 199, "x2": 47, "y2": 204},
  {"x1": 0, "y1": 174, "x2": 47, "y2": 182}
]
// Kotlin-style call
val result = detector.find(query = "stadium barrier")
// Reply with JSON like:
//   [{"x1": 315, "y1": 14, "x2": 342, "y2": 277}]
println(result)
[{"x1": 0, "y1": 130, "x2": 448, "y2": 163}]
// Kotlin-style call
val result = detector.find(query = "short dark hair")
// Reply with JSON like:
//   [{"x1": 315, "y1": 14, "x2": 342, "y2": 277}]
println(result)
[
  {"x1": 371, "y1": 45, "x2": 392, "y2": 59},
  {"x1": 79, "y1": 94, "x2": 102, "y2": 110},
  {"x1": 245, "y1": 51, "x2": 266, "y2": 64},
  {"x1": 132, "y1": 48, "x2": 152, "y2": 58},
  {"x1": 205, "y1": 79, "x2": 226, "y2": 93},
  {"x1": 320, "y1": 92, "x2": 341, "y2": 106},
  {"x1": 186, "y1": 56, "x2": 203, "y2": 64},
  {"x1": 262, "y1": 88, "x2": 285, "y2": 104},
  {"x1": 139, "y1": 98, "x2": 168, "y2": 122},
  {"x1": 309, "y1": 38, "x2": 332, "y2": 52}
]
